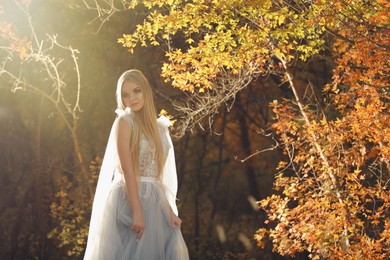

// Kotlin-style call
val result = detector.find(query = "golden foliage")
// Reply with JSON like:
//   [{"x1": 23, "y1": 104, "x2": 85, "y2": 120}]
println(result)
[
  {"x1": 119, "y1": 0, "x2": 326, "y2": 92},
  {"x1": 256, "y1": 1, "x2": 389, "y2": 258},
  {"x1": 48, "y1": 157, "x2": 101, "y2": 257}
]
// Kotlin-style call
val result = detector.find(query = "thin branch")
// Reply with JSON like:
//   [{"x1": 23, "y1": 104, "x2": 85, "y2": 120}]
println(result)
[{"x1": 234, "y1": 131, "x2": 279, "y2": 162}]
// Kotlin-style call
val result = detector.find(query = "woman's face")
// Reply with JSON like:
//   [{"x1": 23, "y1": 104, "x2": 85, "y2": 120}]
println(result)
[{"x1": 121, "y1": 81, "x2": 145, "y2": 112}]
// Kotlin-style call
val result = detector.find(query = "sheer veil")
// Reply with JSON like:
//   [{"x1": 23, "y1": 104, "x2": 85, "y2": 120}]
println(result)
[
  {"x1": 84, "y1": 108, "x2": 178, "y2": 258},
  {"x1": 158, "y1": 115, "x2": 179, "y2": 216}
]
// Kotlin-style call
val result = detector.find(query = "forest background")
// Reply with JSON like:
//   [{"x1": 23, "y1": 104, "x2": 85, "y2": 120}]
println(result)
[{"x1": 0, "y1": 0, "x2": 388, "y2": 259}]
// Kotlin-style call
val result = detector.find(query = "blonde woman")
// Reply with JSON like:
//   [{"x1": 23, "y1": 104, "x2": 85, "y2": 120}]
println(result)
[{"x1": 84, "y1": 70, "x2": 189, "y2": 259}]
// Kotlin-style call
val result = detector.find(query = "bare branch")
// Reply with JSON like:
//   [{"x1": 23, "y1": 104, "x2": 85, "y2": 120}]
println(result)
[
  {"x1": 234, "y1": 131, "x2": 279, "y2": 162},
  {"x1": 0, "y1": 1, "x2": 91, "y2": 195},
  {"x1": 74, "y1": 0, "x2": 131, "y2": 31},
  {"x1": 171, "y1": 67, "x2": 264, "y2": 138}
]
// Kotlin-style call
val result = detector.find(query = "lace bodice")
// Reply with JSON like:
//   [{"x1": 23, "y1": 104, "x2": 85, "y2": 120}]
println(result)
[
  {"x1": 120, "y1": 113, "x2": 171, "y2": 178},
  {"x1": 139, "y1": 126, "x2": 170, "y2": 177}
]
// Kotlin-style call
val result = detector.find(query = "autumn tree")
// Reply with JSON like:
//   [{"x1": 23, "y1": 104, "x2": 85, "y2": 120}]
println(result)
[{"x1": 256, "y1": 1, "x2": 389, "y2": 259}]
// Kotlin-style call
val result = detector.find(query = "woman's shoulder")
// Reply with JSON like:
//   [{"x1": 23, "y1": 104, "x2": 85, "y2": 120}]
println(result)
[
  {"x1": 157, "y1": 115, "x2": 171, "y2": 131},
  {"x1": 115, "y1": 108, "x2": 134, "y2": 128}
]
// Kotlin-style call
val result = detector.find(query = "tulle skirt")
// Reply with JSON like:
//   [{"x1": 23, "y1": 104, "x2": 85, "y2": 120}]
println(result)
[{"x1": 85, "y1": 175, "x2": 189, "y2": 260}]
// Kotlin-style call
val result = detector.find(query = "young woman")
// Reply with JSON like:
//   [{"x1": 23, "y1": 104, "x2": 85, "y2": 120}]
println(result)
[{"x1": 84, "y1": 70, "x2": 189, "y2": 259}]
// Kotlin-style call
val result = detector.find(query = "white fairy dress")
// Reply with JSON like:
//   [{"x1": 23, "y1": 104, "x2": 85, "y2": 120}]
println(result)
[{"x1": 84, "y1": 110, "x2": 189, "y2": 260}]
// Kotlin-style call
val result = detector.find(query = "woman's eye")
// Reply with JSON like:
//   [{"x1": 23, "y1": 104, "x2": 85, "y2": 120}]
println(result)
[
  {"x1": 122, "y1": 93, "x2": 128, "y2": 98},
  {"x1": 134, "y1": 88, "x2": 141, "y2": 93}
]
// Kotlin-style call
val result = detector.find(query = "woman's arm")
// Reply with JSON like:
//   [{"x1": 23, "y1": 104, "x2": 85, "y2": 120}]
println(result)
[
  {"x1": 117, "y1": 118, "x2": 144, "y2": 240},
  {"x1": 169, "y1": 204, "x2": 182, "y2": 228}
]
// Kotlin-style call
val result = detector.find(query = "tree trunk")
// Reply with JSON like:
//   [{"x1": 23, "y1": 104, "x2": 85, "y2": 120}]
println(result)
[
  {"x1": 207, "y1": 110, "x2": 227, "y2": 249},
  {"x1": 194, "y1": 132, "x2": 208, "y2": 252},
  {"x1": 236, "y1": 94, "x2": 260, "y2": 200}
]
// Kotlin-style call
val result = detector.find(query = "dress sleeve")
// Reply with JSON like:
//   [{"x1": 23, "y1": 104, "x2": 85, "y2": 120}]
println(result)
[{"x1": 158, "y1": 116, "x2": 179, "y2": 216}]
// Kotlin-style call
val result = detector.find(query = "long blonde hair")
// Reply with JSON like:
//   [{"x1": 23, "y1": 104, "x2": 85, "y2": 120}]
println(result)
[{"x1": 116, "y1": 69, "x2": 164, "y2": 180}]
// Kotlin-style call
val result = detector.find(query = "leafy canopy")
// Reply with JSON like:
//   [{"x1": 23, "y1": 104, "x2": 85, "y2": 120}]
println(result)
[{"x1": 119, "y1": 0, "x2": 326, "y2": 92}]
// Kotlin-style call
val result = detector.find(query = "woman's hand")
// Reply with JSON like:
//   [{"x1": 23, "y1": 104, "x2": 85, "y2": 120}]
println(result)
[
  {"x1": 170, "y1": 210, "x2": 182, "y2": 229},
  {"x1": 131, "y1": 209, "x2": 145, "y2": 240}
]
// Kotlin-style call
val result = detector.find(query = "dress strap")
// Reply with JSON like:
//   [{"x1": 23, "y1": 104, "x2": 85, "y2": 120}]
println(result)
[{"x1": 140, "y1": 176, "x2": 157, "y2": 183}]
